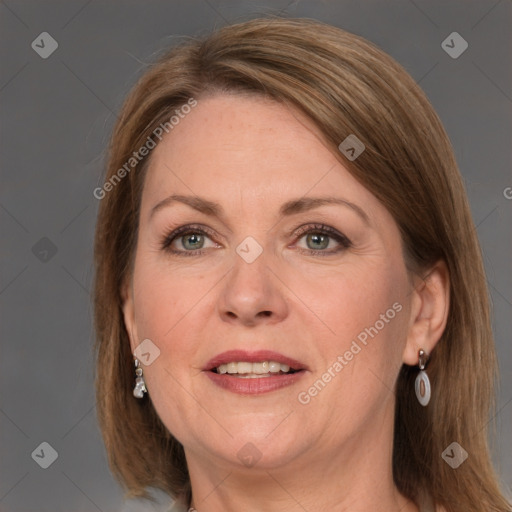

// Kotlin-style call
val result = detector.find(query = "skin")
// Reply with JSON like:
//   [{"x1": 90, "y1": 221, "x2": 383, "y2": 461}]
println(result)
[{"x1": 122, "y1": 93, "x2": 450, "y2": 512}]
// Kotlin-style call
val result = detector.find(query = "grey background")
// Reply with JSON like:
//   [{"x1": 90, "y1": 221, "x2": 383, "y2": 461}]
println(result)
[{"x1": 1, "y1": 1, "x2": 511, "y2": 510}]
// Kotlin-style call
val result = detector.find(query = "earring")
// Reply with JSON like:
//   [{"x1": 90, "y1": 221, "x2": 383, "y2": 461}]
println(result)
[
  {"x1": 133, "y1": 358, "x2": 147, "y2": 398},
  {"x1": 415, "y1": 349, "x2": 431, "y2": 406}
]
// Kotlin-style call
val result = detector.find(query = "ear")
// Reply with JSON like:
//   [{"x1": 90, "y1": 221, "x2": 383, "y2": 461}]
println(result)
[
  {"x1": 121, "y1": 277, "x2": 138, "y2": 356},
  {"x1": 402, "y1": 259, "x2": 450, "y2": 366}
]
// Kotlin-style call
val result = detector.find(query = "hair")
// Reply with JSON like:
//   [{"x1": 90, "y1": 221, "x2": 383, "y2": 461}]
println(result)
[{"x1": 93, "y1": 16, "x2": 511, "y2": 511}]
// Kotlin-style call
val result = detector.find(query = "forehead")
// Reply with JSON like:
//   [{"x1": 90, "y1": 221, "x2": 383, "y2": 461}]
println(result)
[
  {"x1": 140, "y1": 94, "x2": 372, "y2": 210},
  {"x1": 149, "y1": 94, "x2": 328, "y2": 177}
]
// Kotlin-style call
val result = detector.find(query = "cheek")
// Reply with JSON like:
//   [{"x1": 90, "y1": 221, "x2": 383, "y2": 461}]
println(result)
[
  {"x1": 128, "y1": 265, "x2": 197, "y2": 406},
  {"x1": 132, "y1": 252, "x2": 203, "y2": 341},
  {"x1": 130, "y1": 262, "x2": 200, "y2": 436},
  {"x1": 313, "y1": 261, "x2": 407, "y2": 388},
  {"x1": 314, "y1": 262, "x2": 402, "y2": 337}
]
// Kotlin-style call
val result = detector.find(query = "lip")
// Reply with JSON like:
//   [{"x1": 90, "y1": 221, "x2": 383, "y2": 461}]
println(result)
[
  {"x1": 204, "y1": 349, "x2": 308, "y2": 371},
  {"x1": 205, "y1": 370, "x2": 306, "y2": 394},
  {"x1": 203, "y1": 349, "x2": 309, "y2": 395}
]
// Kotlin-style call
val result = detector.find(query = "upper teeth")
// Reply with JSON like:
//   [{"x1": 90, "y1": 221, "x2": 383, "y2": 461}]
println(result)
[{"x1": 216, "y1": 361, "x2": 292, "y2": 374}]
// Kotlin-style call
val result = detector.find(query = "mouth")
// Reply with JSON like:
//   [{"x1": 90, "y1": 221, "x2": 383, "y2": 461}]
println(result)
[
  {"x1": 210, "y1": 360, "x2": 301, "y2": 378},
  {"x1": 203, "y1": 350, "x2": 307, "y2": 394}
]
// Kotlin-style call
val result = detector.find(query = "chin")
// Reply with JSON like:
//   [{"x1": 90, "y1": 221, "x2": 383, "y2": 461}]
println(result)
[{"x1": 203, "y1": 424, "x2": 310, "y2": 471}]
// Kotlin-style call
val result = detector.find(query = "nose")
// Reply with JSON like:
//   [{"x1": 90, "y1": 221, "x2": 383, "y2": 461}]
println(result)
[{"x1": 217, "y1": 244, "x2": 289, "y2": 327}]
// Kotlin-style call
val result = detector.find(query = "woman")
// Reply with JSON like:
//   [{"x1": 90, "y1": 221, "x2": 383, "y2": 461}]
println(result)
[{"x1": 93, "y1": 16, "x2": 511, "y2": 512}]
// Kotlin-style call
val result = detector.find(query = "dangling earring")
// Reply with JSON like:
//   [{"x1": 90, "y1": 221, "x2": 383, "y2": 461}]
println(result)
[
  {"x1": 133, "y1": 358, "x2": 147, "y2": 398},
  {"x1": 415, "y1": 349, "x2": 431, "y2": 406}
]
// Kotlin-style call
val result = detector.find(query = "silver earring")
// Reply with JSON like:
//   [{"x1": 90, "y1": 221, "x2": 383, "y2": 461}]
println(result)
[
  {"x1": 133, "y1": 358, "x2": 147, "y2": 398},
  {"x1": 415, "y1": 349, "x2": 431, "y2": 406}
]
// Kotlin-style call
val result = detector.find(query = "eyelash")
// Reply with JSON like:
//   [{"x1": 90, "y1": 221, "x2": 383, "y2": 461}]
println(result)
[{"x1": 160, "y1": 223, "x2": 352, "y2": 257}]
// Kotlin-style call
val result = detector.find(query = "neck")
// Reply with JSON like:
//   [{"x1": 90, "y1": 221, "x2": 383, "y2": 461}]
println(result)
[{"x1": 184, "y1": 404, "x2": 420, "y2": 512}]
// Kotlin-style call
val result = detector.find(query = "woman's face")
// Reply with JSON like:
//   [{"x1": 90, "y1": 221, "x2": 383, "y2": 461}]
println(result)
[{"x1": 123, "y1": 93, "x2": 417, "y2": 472}]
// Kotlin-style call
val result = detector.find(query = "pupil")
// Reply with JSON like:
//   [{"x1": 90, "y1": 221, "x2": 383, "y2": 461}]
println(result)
[
  {"x1": 308, "y1": 233, "x2": 328, "y2": 250},
  {"x1": 184, "y1": 233, "x2": 203, "y2": 250}
]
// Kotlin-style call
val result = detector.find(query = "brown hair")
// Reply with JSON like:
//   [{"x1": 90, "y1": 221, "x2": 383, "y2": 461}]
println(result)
[{"x1": 93, "y1": 16, "x2": 511, "y2": 511}]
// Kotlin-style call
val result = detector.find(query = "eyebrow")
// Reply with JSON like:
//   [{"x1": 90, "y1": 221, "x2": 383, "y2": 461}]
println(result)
[{"x1": 149, "y1": 194, "x2": 370, "y2": 225}]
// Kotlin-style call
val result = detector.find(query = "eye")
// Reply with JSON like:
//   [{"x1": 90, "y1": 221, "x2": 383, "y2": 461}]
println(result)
[
  {"x1": 293, "y1": 224, "x2": 352, "y2": 256},
  {"x1": 161, "y1": 224, "x2": 219, "y2": 256},
  {"x1": 160, "y1": 223, "x2": 352, "y2": 257}
]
